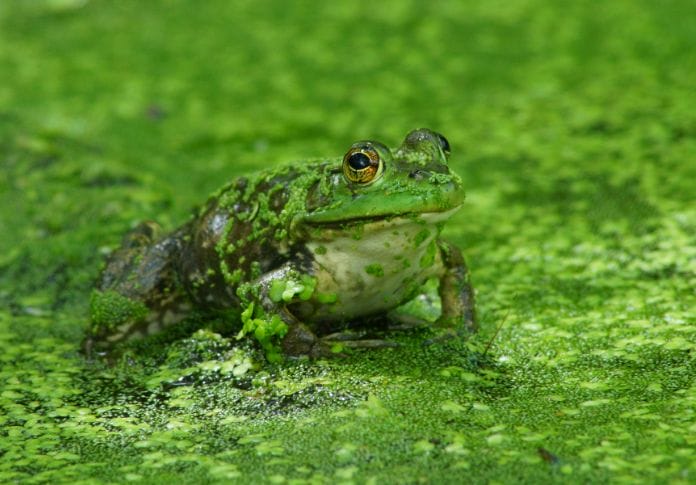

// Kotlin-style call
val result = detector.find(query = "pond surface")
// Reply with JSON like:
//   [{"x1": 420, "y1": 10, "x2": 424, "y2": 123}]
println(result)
[{"x1": 0, "y1": 0, "x2": 694, "y2": 483}]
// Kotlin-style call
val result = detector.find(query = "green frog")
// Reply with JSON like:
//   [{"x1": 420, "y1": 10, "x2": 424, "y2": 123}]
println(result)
[{"x1": 85, "y1": 128, "x2": 476, "y2": 361}]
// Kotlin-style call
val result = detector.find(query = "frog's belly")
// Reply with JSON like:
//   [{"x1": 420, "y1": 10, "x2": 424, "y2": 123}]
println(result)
[{"x1": 300, "y1": 214, "x2": 449, "y2": 323}]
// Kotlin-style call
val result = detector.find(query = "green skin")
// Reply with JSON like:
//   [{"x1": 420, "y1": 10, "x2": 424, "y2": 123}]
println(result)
[{"x1": 85, "y1": 129, "x2": 476, "y2": 360}]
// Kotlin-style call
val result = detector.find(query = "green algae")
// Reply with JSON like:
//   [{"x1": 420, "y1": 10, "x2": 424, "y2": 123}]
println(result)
[
  {"x1": 90, "y1": 290, "x2": 149, "y2": 333},
  {"x1": 1, "y1": 0, "x2": 695, "y2": 483},
  {"x1": 364, "y1": 263, "x2": 385, "y2": 278},
  {"x1": 237, "y1": 302, "x2": 287, "y2": 363}
]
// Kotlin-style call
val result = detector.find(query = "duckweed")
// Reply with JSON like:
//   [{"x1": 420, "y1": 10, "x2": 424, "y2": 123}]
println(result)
[{"x1": 1, "y1": 0, "x2": 694, "y2": 483}]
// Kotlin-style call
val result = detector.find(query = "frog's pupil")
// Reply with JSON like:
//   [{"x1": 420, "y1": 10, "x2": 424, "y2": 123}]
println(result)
[
  {"x1": 348, "y1": 152, "x2": 371, "y2": 170},
  {"x1": 436, "y1": 133, "x2": 450, "y2": 154}
]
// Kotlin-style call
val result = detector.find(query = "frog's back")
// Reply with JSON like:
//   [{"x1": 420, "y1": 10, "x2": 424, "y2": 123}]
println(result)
[{"x1": 176, "y1": 162, "x2": 329, "y2": 308}]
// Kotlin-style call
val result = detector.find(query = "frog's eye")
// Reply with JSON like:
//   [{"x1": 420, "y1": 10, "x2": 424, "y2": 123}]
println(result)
[
  {"x1": 435, "y1": 132, "x2": 450, "y2": 158},
  {"x1": 342, "y1": 145, "x2": 384, "y2": 185}
]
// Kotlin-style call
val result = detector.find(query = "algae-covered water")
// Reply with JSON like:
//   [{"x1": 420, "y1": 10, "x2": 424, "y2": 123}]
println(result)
[{"x1": 1, "y1": 1, "x2": 695, "y2": 483}]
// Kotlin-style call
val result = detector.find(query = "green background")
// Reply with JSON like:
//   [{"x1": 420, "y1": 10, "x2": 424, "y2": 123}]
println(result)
[{"x1": 1, "y1": 0, "x2": 694, "y2": 483}]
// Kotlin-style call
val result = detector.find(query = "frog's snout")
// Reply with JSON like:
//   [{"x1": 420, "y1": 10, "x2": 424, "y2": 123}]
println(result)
[{"x1": 408, "y1": 166, "x2": 450, "y2": 180}]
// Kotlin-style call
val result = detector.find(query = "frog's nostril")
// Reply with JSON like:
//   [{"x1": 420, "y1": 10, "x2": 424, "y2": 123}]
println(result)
[{"x1": 409, "y1": 170, "x2": 427, "y2": 180}]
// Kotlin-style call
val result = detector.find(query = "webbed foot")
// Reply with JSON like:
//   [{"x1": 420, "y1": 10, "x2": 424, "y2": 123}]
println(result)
[
  {"x1": 320, "y1": 331, "x2": 399, "y2": 352},
  {"x1": 281, "y1": 325, "x2": 398, "y2": 359},
  {"x1": 423, "y1": 327, "x2": 463, "y2": 346},
  {"x1": 386, "y1": 313, "x2": 431, "y2": 331}
]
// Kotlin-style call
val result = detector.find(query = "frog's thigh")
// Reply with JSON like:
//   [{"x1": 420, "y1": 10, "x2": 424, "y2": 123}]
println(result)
[
  {"x1": 437, "y1": 239, "x2": 476, "y2": 333},
  {"x1": 86, "y1": 232, "x2": 188, "y2": 355}
]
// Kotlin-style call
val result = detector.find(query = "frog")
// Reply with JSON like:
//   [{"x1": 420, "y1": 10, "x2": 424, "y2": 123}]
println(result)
[{"x1": 84, "y1": 128, "x2": 476, "y2": 361}]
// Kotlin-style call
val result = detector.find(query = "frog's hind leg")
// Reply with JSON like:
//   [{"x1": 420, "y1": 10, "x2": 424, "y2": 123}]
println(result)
[{"x1": 84, "y1": 222, "x2": 192, "y2": 356}]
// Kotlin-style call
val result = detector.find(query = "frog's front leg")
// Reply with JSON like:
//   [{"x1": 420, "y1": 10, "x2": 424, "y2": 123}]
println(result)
[
  {"x1": 435, "y1": 239, "x2": 477, "y2": 335},
  {"x1": 244, "y1": 264, "x2": 398, "y2": 359},
  {"x1": 240, "y1": 264, "x2": 334, "y2": 359}
]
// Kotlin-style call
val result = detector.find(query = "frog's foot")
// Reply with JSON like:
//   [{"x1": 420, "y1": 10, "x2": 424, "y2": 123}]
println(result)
[
  {"x1": 423, "y1": 317, "x2": 472, "y2": 346},
  {"x1": 281, "y1": 322, "x2": 316, "y2": 356},
  {"x1": 281, "y1": 323, "x2": 344, "y2": 358},
  {"x1": 386, "y1": 313, "x2": 431, "y2": 331},
  {"x1": 281, "y1": 325, "x2": 398, "y2": 358},
  {"x1": 423, "y1": 329, "x2": 458, "y2": 346},
  {"x1": 321, "y1": 331, "x2": 399, "y2": 350}
]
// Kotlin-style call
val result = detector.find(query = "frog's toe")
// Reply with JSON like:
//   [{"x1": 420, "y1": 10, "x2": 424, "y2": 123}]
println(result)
[
  {"x1": 281, "y1": 322, "x2": 318, "y2": 356},
  {"x1": 423, "y1": 323, "x2": 476, "y2": 346},
  {"x1": 424, "y1": 330, "x2": 454, "y2": 346},
  {"x1": 386, "y1": 313, "x2": 430, "y2": 330},
  {"x1": 340, "y1": 339, "x2": 399, "y2": 349},
  {"x1": 279, "y1": 323, "x2": 346, "y2": 358},
  {"x1": 297, "y1": 332, "x2": 400, "y2": 358},
  {"x1": 434, "y1": 314, "x2": 476, "y2": 334},
  {"x1": 321, "y1": 334, "x2": 399, "y2": 350},
  {"x1": 321, "y1": 331, "x2": 367, "y2": 341},
  {"x1": 308, "y1": 339, "x2": 348, "y2": 359}
]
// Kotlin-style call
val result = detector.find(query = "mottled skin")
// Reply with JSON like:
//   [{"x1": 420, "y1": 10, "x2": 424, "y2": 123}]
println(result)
[{"x1": 84, "y1": 129, "x2": 476, "y2": 359}]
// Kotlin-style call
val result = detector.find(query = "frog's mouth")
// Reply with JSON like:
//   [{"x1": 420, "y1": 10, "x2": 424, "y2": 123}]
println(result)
[
  {"x1": 300, "y1": 206, "x2": 461, "y2": 230},
  {"x1": 294, "y1": 207, "x2": 460, "y2": 243},
  {"x1": 301, "y1": 179, "x2": 464, "y2": 225}
]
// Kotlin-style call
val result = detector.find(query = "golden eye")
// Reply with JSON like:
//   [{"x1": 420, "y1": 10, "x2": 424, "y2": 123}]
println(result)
[{"x1": 342, "y1": 145, "x2": 383, "y2": 184}]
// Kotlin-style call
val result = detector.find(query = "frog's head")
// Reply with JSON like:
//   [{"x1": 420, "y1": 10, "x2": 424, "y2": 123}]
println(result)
[{"x1": 300, "y1": 128, "x2": 463, "y2": 229}]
